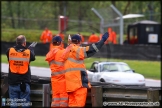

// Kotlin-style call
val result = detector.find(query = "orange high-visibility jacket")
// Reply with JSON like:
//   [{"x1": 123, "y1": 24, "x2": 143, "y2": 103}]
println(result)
[
  {"x1": 40, "y1": 30, "x2": 53, "y2": 43},
  {"x1": 45, "y1": 46, "x2": 65, "y2": 81},
  {"x1": 107, "y1": 28, "x2": 113, "y2": 43},
  {"x1": 45, "y1": 46, "x2": 68, "y2": 107},
  {"x1": 111, "y1": 31, "x2": 117, "y2": 44},
  {"x1": 9, "y1": 47, "x2": 30, "y2": 74},
  {"x1": 62, "y1": 44, "x2": 91, "y2": 92},
  {"x1": 88, "y1": 34, "x2": 99, "y2": 43}
]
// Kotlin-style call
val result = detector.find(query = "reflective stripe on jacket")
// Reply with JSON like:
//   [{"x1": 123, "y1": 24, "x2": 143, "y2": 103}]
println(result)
[
  {"x1": 63, "y1": 44, "x2": 91, "y2": 92},
  {"x1": 9, "y1": 47, "x2": 30, "y2": 74}
]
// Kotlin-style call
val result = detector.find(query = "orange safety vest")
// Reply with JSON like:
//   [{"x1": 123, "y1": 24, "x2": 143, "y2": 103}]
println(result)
[
  {"x1": 9, "y1": 48, "x2": 30, "y2": 74},
  {"x1": 63, "y1": 44, "x2": 91, "y2": 92},
  {"x1": 111, "y1": 31, "x2": 117, "y2": 44}
]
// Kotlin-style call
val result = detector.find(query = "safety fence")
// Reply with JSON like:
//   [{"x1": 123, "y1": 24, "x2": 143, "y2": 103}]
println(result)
[{"x1": 1, "y1": 72, "x2": 161, "y2": 107}]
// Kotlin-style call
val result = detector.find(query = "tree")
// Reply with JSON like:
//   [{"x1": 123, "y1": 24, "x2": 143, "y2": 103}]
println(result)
[
  {"x1": 7, "y1": 1, "x2": 15, "y2": 28},
  {"x1": 123, "y1": 1, "x2": 131, "y2": 15}
]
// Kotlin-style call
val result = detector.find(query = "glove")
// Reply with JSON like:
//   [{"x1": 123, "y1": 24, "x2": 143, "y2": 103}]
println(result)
[
  {"x1": 28, "y1": 42, "x2": 37, "y2": 49},
  {"x1": 102, "y1": 32, "x2": 109, "y2": 41}
]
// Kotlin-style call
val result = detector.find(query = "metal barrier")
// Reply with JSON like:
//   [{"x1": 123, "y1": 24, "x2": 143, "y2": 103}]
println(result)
[
  {"x1": 91, "y1": 83, "x2": 161, "y2": 107},
  {"x1": 1, "y1": 73, "x2": 161, "y2": 107}
]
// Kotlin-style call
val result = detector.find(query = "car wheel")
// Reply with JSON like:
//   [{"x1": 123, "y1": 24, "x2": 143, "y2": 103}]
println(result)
[{"x1": 100, "y1": 78, "x2": 105, "y2": 82}]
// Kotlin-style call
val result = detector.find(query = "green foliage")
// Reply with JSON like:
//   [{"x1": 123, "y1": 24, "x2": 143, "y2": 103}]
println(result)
[
  {"x1": 2, "y1": 29, "x2": 42, "y2": 42},
  {"x1": 1, "y1": 1, "x2": 161, "y2": 33},
  {"x1": 1, "y1": 55, "x2": 160, "y2": 80}
]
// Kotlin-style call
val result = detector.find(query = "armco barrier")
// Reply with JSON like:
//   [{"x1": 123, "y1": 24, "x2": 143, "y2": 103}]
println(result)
[
  {"x1": 1, "y1": 72, "x2": 161, "y2": 107},
  {"x1": 1, "y1": 41, "x2": 160, "y2": 61},
  {"x1": 90, "y1": 83, "x2": 161, "y2": 107}
]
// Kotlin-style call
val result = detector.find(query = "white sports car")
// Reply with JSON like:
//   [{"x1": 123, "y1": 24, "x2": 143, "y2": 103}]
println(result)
[{"x1": 87, "y1": 61, "x2": 145, "y2": 86}]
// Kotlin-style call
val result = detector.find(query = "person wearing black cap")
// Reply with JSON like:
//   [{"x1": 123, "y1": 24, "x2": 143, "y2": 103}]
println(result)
[
  {"x1": 6, "y1": 35, "x2": 36, "y2": 107},
  {"x1": 45, "y1": 36, "x2": 68, "y2": 107},
  {"x1": 62, "y1": 32, "x2": 109, "y2": 107}
]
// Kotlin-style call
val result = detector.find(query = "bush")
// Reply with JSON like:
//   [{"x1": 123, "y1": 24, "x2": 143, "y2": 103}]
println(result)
[
  {"x1": 1, "y1": 28, "x2": 93, "y2": 43},
  {"x1": 1, "y1": 28, "x2": 126, "y2": 44}
]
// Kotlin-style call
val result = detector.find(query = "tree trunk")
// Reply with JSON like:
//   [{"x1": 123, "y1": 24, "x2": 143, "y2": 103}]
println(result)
[
  {"x1": 54, "y1": 2, "x2": 57, "y2": 20},
  {"x1": 22, "y1": 6, "x2": 25, "y2": 28},
  {"x1": 111, "y1": 0, "x2": 117, "y2": 26},
  {"x1": 8, "y1": 1, "x2": 15, "y2": 28},
  {"x1": 111, "y1": 0, "x2": 116, "y2": 7},
  {"x1": 53, "y1": 2, "x2": 58, "y2": 30},
  {"x1": 78, "y1": 1, "x2": 81, "y2": 32},
  {"x1": 59, "y1": 1, "x2": 64, "y2": 15},
  {"x1": 17, "y1": 1, "x2": 21, "y2": 28},
  {"x1": 123, "y1": 1, "x2": 131, "y2": 15}
]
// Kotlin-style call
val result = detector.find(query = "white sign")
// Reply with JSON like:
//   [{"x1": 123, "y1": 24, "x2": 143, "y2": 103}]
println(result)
[{"x1": 148, "y1": 34, "x2": 158, "y2": 43}]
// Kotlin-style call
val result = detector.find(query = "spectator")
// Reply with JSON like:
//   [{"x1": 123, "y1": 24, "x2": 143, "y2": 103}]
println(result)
[
  {"x1": 107, "y1": 27, "x2": 117, "y2": 44},
  {"x1": 88, "y1": 32, "x2": 99, "y2": 44},
  {"x1": 111, "y1": 31, "x2": 117, "y2": 44},
  {"x1": 40, "y1": 27, "x2": 53, "y2": 44}
]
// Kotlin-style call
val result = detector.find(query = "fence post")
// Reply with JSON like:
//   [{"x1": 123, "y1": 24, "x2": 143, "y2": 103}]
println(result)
[
  {"x1": 147, "y1": 88, "x2": 160, "y2": 107},
  {"x1": 42, "y1": 84, "x2": 51, "y2": 107},
  {"x1": 147, "y1": 88, "x2": 159, "y2": 102},
  {"x1": 91, "y1": 86, "x2": 103, "y2": 107}
]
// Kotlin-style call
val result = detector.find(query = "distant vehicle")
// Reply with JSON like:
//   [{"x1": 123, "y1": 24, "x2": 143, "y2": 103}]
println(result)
[{"x1": 87, "y1": 61, "x2": 145, "y2": 86}]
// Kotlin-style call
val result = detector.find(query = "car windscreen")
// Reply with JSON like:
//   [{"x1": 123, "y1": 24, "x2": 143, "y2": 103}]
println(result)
[
  {"x1": 100, "y1": 63, "x2": 132, "y2": 72},
  {"x1": 101, "y1": 64, "x2": 119, "y2": 72},
  {"x1": 117, "y1": 64, "x2": 132, "y2": 72}
]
